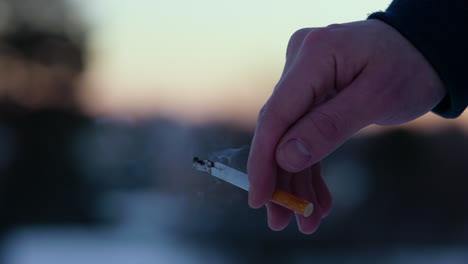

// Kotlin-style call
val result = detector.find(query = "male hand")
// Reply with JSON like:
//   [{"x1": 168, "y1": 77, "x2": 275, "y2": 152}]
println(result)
[{"x1": 247, "y1": 20, "x2": 446, "y2": 234}]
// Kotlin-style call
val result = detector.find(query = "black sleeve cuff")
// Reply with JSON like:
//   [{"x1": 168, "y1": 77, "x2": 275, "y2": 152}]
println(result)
[{"x1": 368, "y1": 1, "x2": 468, "y2": 118}]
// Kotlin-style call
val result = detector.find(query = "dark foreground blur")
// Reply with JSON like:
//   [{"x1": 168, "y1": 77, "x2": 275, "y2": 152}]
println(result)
[
  {"x1": 1, "y1": 116, "x2": 468, "y2": 264},
  {"x1": 1, "y1": 1, "x2": 468, "y2": 263}
]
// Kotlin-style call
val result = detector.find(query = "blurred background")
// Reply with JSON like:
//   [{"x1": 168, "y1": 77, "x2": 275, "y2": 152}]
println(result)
[{"x1": 1, "y1": 0, "x2": 468, "y2": 263}]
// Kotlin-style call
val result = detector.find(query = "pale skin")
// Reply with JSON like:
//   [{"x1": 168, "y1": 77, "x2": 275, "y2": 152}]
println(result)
[{"x1": 247, "y1": 19, "x2": 446, "y2": 234}]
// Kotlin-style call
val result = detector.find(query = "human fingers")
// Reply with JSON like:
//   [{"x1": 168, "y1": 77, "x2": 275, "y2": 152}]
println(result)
[
  {"x1": 282, "y1": 28, "x2": 316, "y2": 75},
  {"x1": 291, "y1": 164, "x2": 323, "y2": 234},
  {"x1": 267, "y1": 163, "x2": 332, "y2": 231},
  {"x1": 266, "y1": 202, "x2": 293, "y2": 231},
  {"x1": 276, "y1": 20, "x2": 448, "y2": 172},
  {"x1": 312, "y1": 164, "x2": 333, "y2": 219},
  {"x1": 248, "y1": 28, "x2": 338, "y2": 208},
  {"x1": 276, "y1": 72, "x2": 378, "y2": 173},
  {"x1": 266, "y1": 169, "x2": 294, "y2": 231}
]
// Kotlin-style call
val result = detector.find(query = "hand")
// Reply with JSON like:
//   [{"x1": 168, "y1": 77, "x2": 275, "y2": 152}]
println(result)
[{"x1": 247, "y1": 20, "x2": 446, "y2": 234}]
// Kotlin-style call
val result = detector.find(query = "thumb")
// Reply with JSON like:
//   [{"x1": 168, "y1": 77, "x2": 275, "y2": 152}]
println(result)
[{"x1": 276, "y1": 74, "x2": 379, "y2": 172}]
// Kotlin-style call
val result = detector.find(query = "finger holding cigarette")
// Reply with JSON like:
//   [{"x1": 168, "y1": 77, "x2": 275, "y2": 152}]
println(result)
[{"x1": 192, "y1": 157, "x2": 314, "y2": 217}]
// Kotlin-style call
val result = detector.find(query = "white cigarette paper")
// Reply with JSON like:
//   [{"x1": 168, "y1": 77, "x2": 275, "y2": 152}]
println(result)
[
  {"x1": 192, "y1": 157, "x2": 314, "y2": 217},
  {"x1": 192, "y1": 158, "x2": 249, "y2": 191}
]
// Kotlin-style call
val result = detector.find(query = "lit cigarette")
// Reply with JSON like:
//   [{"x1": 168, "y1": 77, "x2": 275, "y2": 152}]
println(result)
[{"x1": 193, "y1": 157, "x2": 314, "y2": 217}]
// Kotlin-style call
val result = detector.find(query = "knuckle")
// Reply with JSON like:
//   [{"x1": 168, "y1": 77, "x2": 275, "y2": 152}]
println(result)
[
  {"x1": 302, "y1": 27, "x2": 335, "y2": 47},
  {"x1": 325, "y1": 23, "x2": 344, "y2": 31},
  {"x1": 287, "y1": 28, "x2": 312, "y2": 58},
  {"x1": 257, "y1": 104, "x2": 269, "y2": 123},
  {"x1": 289, "y1": 28, "x2": 312, "y2": 43},
  {"x1": 300, "y1": 26, "x2": 346, "y2": 54},
  {"x1": 307, "y1": 111, "x2": 342, "y2": 143},
  {"x1": 257, "y1": 103, "x2": 277, "y2": 124},
  {"x1": 258, "y1": 102, "x2": 288, "y2": 126}
]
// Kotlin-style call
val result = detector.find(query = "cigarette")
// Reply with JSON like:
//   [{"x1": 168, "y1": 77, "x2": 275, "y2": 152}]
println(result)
[{"x1": 193, "y1": 157, "x2": 314, "y2": 217}]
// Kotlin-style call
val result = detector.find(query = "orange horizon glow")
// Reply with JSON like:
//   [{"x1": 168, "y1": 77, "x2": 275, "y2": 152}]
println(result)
[{"x1": 69, "y1": 0, "x2": 468, "y2": 134}]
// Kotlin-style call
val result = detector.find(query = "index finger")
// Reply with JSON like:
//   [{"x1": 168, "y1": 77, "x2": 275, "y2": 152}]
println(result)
[{"x1": 247, "y1": 28, "x2": 338, "y2": 208}]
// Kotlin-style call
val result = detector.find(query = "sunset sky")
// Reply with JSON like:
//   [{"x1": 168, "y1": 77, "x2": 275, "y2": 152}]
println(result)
[{"x1": 70, "y1": 0, "x2": 468, "y2": 132}]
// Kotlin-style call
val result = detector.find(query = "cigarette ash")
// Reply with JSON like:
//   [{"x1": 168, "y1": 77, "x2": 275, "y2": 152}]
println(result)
[
  {"x1": 195, "y1": 146, "x2": 249, "y2": 189},
  {"x1": 192, "y1": 157, "x2": 230, "y2": 199},
  {"x1": 192, "y1": 157, "x2": 225, "y2": 188},
  {"x1": 192, "y1": 157, "x2": 214, "y2": 174}
]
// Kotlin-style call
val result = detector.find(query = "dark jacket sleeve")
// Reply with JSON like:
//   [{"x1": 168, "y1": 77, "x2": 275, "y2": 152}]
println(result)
[{"x1": 368, "y1": 0, "x2": 468, "y2": 118}]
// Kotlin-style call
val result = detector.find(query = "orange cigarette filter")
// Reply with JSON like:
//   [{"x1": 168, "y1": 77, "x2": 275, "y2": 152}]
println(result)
[
  {"x1": 193, "y1": 158, "x2": 314, "y2": 217},
  {"x1": 271, "y1": 189, "x2": 314, "y2": 217}
]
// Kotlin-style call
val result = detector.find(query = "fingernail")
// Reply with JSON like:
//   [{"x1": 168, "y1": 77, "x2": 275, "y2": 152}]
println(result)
[{"x1": 279, "y1": 139, "x2": 311, "y2": 170}]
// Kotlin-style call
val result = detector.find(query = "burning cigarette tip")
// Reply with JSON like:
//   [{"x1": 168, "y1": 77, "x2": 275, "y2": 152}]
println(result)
[
  {"x1": 192, "y1": 157, "x2": 214, "y2": 167},
  {"x1": 192, "y1": 157, "x2": 215, "y2": 174}
]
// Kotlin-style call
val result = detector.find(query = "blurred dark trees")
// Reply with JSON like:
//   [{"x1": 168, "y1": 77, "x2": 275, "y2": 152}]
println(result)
[
  {"x1": 0, "y1": 0, "x2": 97, "y2": 236},
  {"x1": 0, "y1": 0, "x2": 85, "y2": 111}
]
